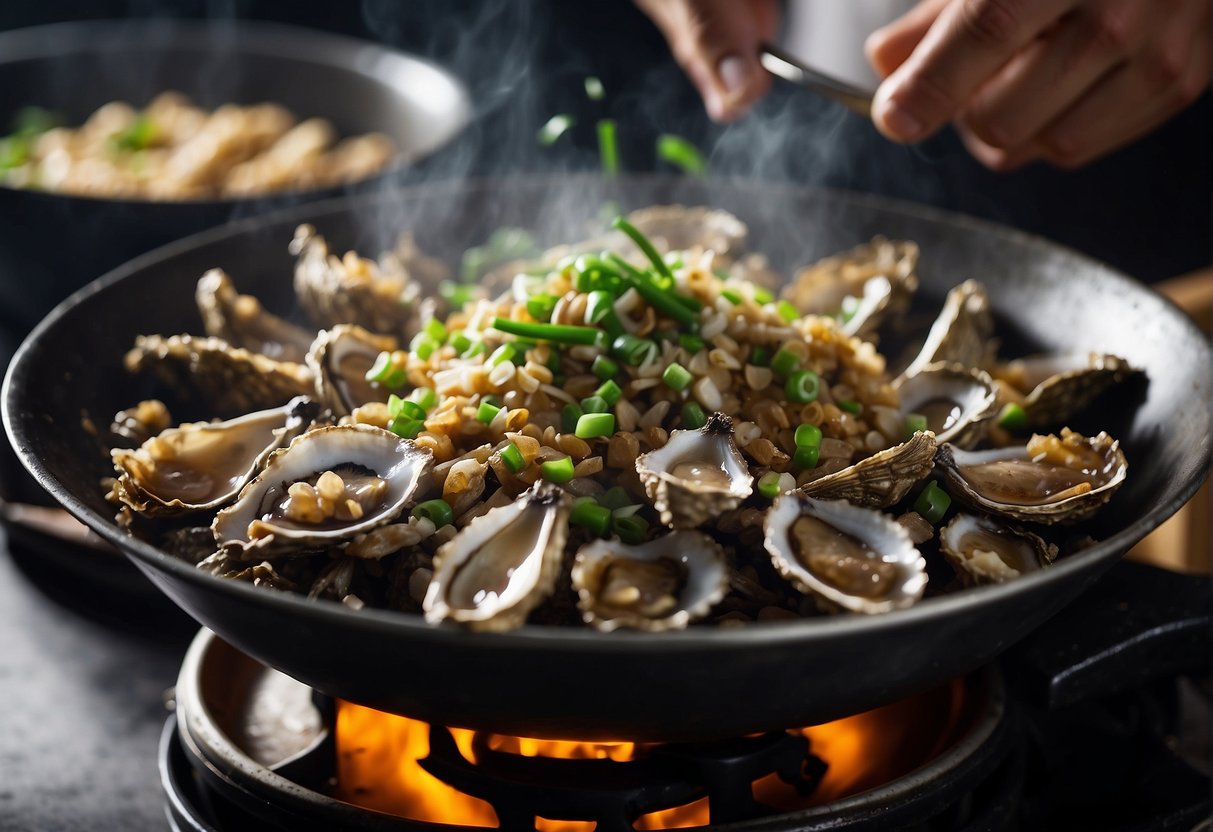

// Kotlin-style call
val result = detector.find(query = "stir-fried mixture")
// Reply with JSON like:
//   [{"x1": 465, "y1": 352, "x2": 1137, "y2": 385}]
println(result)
[
  {"x1": 105, "y1": 205, "x2": 1136, "y2": 630},
  {"x1": 0, "y1": 93, "x2": 395, "y2": 199}
]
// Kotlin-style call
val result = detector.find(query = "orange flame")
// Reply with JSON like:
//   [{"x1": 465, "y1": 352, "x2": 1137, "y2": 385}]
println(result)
[{"x1": 334, "y1": 678, "x2": 968, "y2": 830}]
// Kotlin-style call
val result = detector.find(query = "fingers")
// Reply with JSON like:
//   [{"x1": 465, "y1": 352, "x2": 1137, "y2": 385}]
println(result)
[
  {"x1": 635, "y1": 0, "x2": 779, "y2": 121},
  {"x1": 872, "y1": 0, "x2": 1074, "y2": 142},
  {"x1": 866, "y1": 0, "x2": 952, "y2": 79}
]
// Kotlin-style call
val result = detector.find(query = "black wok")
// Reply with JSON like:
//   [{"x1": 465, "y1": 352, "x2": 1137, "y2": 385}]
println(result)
[{"x1": 5, "y1": 176, "x2": 1209, "y2": 741}]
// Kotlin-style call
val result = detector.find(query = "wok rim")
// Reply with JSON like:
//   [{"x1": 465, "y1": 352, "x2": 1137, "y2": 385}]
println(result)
[
  {"x1": 0, "y1": 18, "x2": 472, "y2": 207},
  {"x1": 5, "y1": 172, "x2": 1210, "y2": 654}
]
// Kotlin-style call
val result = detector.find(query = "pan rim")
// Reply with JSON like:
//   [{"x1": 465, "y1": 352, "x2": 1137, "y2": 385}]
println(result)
[{"x1": 5, "y1": 172, "x2": 1209, "y2": 652}]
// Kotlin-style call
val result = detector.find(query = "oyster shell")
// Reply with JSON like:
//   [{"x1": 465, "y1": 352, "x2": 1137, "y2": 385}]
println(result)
[
  {"x1": 764, "y1": 494, "x2": 927, "y2": 614},
  {"x1": 939, "y1": 513, "x2": 1056, "y2": 585},
  {"x1": 801, "y1": 430, "x2": 937, "y2": 509},
  {"x1": 212, "y1": 425, "x2": 432, "y2": 558},
  {"x1": 900, "y1": 279, "x2": 995, "y2": 378},
  {"x1": 894, "y1": 363, "x2": 998, "y2": 448},
  {"x1": 423, "y1": 483, "x2": 570, "y2": 631},
  {"x1": 782, "y1": 237, "x2": 918, "y2": 338},
  {"x1": 195, "y1": 269, "x2": 314, "y2": 364},
  {"x1": 306, "y1": 324, "x2": 399, "y2": 416},
  {"x1": 125, "y1": 334, "x2": 314, "y2": 414},
  {"x1": 109, "y1": 396, "x2": 319, "y2": 516},
  {"x1": 934, "y1": 428, "x2": 1128, "y2": 525},
  {"x1": 571, "y1": 531, "x2": 728, "y2": 631},
  {"x1": 635, "y1": 413, "x2": 754, "y2": 528},
  {"x1": 993, "y1": 352, "x2": 1138, "y2": 427}
]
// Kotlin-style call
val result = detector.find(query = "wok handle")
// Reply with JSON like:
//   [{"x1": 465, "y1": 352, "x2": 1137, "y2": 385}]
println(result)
[{"x1": 1007, "y1": 560, "x2": 1210, "y2": 710}]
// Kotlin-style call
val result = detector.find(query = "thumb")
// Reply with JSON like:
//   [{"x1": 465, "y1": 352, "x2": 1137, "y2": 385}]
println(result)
[{"x1": 637, "y1": 0, "x2": 778, "y2": 121}]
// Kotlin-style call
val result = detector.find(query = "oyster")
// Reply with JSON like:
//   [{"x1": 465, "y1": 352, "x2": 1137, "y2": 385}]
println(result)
[
  {"x1": 894, "y1": 363, "x2": 998, "y2": 448},
  {"x1": 782, "y1": 237, "x2": 918, "y2": 337},
  {"x1": 108, "y1": 396, "x2": 319, "y2": 516},
  {"x1": 801, "y1": 430, "x2": 937, "y2": 509},
  {"x1": 635, "y1": 413, "x2": 754, "y2": 528},
  {"x1": 306, "y1": 324, "x2": 399, "y2": 416},
  {"x1": 125, "y1": 334, "x2": 314, "y2": 414},
  {"x1": 764, "y1": 494, "x2": 928, "y2": 614},
  {"x1": 900, "y1": 279, "x2": 996, "y2": 378},
  {"x1": 423, "y1": 483, "x2": 570, "y2": 631},
  {"x1": 935, "y1": 428, "x2": 1128, "y2": 524},
  {"x1": 939, "y1": 513, "x2": 1056, "y2": 585},
  {"x1": 571, "y1": 531, "x2": 728, "y2": 631},
  {"x1": 992, "y1": 352, "x2": 1138, "y2": 427},
  {"x1": 212, "y1": 425, "x2": 432, "y2": 558},
  {"x1": 195, "y1": 269, "x2": 314, "y2": 364}
]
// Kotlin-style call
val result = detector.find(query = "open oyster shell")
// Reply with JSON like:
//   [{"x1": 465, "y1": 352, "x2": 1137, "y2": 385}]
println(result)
[
  {"x1": 935, "y1": 428, "x2": 1128, "y2": 525},
  {"x1": 635, "y1": 413, "x2": 754, "y2": 528},
  {"x1": 801, "y1": 430, "x2": 937, "y2": 509},
  {"x1": 195, "y1": 269, "x2": 314, "y2": 364},
  {"x1": 423, "y1": 483, "x2": 570, "y2": 631},
  {"x1": 306, "y1": 324, "x2": 399, "y2": 417},
  {"x1": 900, "y1": 279, "x2": 995, "y2": 378},
  {"x1": 571, "y1": 531, "x2": 728, "y2": 632},
  {"x1": 939, "y1": 513, "x2": 1057, "y2": 585},
  {"x1": 109, "y1": 396, "x2": 320, "y2": 516},
  {"x1": 782, "y1": 237, "x2": 918, "y2": 338},
  {"x1": 894, "y1": 363, "x2": 997, "y2": 448},
  {"x1": 212, "y1": 424, "x2": 432, "y2": 558},
  {"x1": 764, "y1": 494, "x2": 928, "y2": 614},
  {"x1": 993, "y1": 352, "x2": 1138, "y2": 428}
]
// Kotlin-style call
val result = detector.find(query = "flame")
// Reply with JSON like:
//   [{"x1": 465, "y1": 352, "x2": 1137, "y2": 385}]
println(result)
[{"x1": 334, "y1": 678, "x2": 969, "y2": 829}]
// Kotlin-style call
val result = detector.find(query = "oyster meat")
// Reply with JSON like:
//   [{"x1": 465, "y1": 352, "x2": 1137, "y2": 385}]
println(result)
[
  {"x1": 939, "y1": 513, "x2": 1056, "y2": 585},
  {"x1": 764, "y1": 494, "x2": 928, "y2": 614},
  {"x1": 571, "y1": 531, "x2": 728, "y2": 631},
  {"x1": 306, "y1": 324, "x2": 399, "y2": 416}
]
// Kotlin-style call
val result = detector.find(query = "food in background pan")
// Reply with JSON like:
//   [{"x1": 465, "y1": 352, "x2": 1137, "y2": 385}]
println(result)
[
  {"x1": 0, "y1": 93, "x2": 395, "y2": 199},
  {"x1": 103, "y1": 205, "x2": 1137, "y2": 630}
]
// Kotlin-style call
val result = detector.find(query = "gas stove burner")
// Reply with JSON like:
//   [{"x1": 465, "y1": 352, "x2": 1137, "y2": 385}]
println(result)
[{"x1": 163, "y1": 629, "x2": 1014, "y2": 831}]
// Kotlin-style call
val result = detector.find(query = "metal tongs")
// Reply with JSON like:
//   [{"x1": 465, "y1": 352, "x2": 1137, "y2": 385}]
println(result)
[{"x1": 759, "y1": 44, "x2": 875, "y2": 118}]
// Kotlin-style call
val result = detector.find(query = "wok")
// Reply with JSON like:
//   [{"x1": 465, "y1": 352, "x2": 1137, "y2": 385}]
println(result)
[{"x1": 5, "y1": 175, "x2": 1209, "y2": 741}]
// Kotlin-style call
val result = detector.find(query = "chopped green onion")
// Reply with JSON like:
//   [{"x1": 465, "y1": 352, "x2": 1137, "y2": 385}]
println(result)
[
  {"x1": 541, "y1": 456, "x2": 576, "y2": 483},
  {"x1": 597, "y1": 119, "x2": 619, "y2": 176},
  {"x1": 575, "y1": 412, "x2": 615, "y2": 439},
  {"x1": 491, "y1": 317, "x2": 607, "y2": 347},
  {"x1": 476, "y1": 402, "x2": 502, "y2": 424},
  {"x1": 487, "y1": 343, "x2": 517, "y2": 368},
  {"x1": 794, "y1": 423, "x2": 823, "y2": 448},
  {"x1": 591, "y1": 355, "x2": 619, "y2": 380},
  {"x1": 753, "y1": 286, "x2": 774, "y2": 304},
  {"x1": 580, "y1": 395, "x2": 610, "y2": 414},
  {"x1": 656, "y1": 133, "x2": 707, "y2": 176},
  {"x1": 388, "y1": 417, "x2": 425, "y2": 439},
  {"x1": 0, "y1": 136, "x2": 30, "y2": 170},
  {"x1": 662, "y1": 362, "x2": 693, "y2": 391},
  {"x1": 611, "y1": 334, "x2": 659, "y2": 367},
  {"x1": 793, "y1": 445, "x2": 820, "y2": 470},
  {"x1": 720, "y1": 288, "x2": 743, "y2": 305},
  {"x1": 595, "y1": 380, "x2": 623, "y2": 406},
  {"x1": 411, "y1": 335, "x2": 438, "y2": 363},
  {"x1": 997, "y1": 402, "x2": 1029, "y2": 431},
  {"x1": 571, "y1": 499, "x2": 612, "y2": 536},
  {"x1": 597, "y1": 486, "x2": 632, "y2": 511},
  {"x1": 775, "y1": 299, "x2": 799, "y2": 323},
  {"x1": 681, "y1": 401, "x2": 707, "y2": 429},
  {"x1": 387, "y1": 394, "x2": 406, "y2": 418},
  {"x1": 13, "y1": 106, "x2": 58, "y2": 137},
  {"x1": 610, "y1": 217, "x2": 672, "y2": 279},
  {"x1": 499, "y1": 442, "x2": 526, "y2": 473},
  {"x1": 423, "y1": 318, "x2": 447, "y2": 342},
  {"x1": 397, "y1": 400, "x2": 427, "y2": 421},
  {"x1": 770, "y1": 348, "x2": 800, "y2": 377},
  {"x1": 412, "y1": 498, "x2": 454, "y2": 528},
  {"x1": 561, "y1": 402, "x2": 584, "y2": 433},
  {"x1": 527, "y1": 293, "x2": 557, "y2": 322},
  {"x1": 617, "y1": 267, "x2": 698, "y2": 328},
  {"x1": 839, "y1": 400, "x2": 862, "y2": 415},
  {"x1": 757, "y1": 471, "x2": 784, "y2": 500},
  {"x1": 439, "y1": 280, "x2": 475, "y2": 307},
  {"x1": 613, "y1": 514, "x2": 649, "y2": 545},
  {"x1": 750, "y1": 346, "x2": 770, "y2": 367},
  {"x1": 366, "y1": 351, "x2": 396, "y2": 384},
  {"x1": 544, "y1": 349, "x2": 562, "y2": 373},
  {"x1": 538, "y1": 113, "x2": 576, "y2": 146},
  {"x1": 449, "y1": 331, "x2": 473, "y2": 354},
  {"x1": 408, "y1": 387, "x2": 437, "y2": 410},
  {"x1": 462, "y1": 339, "x2": 486, "y2": 359},
  {"x1": 913, "y1": 481, "x2": 952, "y2": 525},
  {"x1": 904, "y1": 412, "x2": 929, "y2": 439},
  {"x1": 679, "y1": 333, "x2": 705, "y2": 353},
  {"x1": 785, "y1": 370, "x2": 821, "y2": 404},
  {"x1": 482, "y1": 395, "x2": 502, "y2": 409},
  {"x1": 585, "y1": 290, "x2": 624, "y2": 336},
  {"x1": 111, "y1": 115, "x2": 158, "y2": 152}
]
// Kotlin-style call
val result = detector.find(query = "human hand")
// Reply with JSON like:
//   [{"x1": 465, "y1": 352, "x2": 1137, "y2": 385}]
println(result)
[
  {"x1": 634, "y1": 0, "x2": 780, "y2": 122},
  {"x1": 866, "y1": 0, "x2": 1212, "y2": 170}
]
